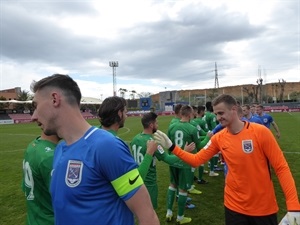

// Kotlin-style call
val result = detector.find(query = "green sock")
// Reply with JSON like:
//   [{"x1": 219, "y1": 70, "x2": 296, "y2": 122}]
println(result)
[
  {"x1": 198, "y1": 165, "x2": 204, "y2": 180},
  {"x1": 210, "y1": 158, "x2": 214, "y2": 171},
  {"x1": 213, "y1": 156, "x2": 219, "y2": 167},
  {"x1": 177, "y1": 192, "x2": 187, "y2": 217},
  {"x1": 167, "y1": 187, "x2": 176, "y2": 210}
]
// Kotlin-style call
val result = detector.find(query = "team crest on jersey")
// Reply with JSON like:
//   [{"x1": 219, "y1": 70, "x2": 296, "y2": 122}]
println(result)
[
  {"x1": 263, "y1": 118, "x2": 268, "y2": 123},
  {"x1": 65, "y1": 160, "x2": 83, "y2": 187},
  {"x1": 242, "y1": 140, "x2": 253, "y2": 154}
]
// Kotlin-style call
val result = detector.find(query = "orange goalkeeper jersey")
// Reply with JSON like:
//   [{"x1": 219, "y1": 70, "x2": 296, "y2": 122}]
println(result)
[{"x1": 173, "y1": 121, "x2": 300, "y2": 216}]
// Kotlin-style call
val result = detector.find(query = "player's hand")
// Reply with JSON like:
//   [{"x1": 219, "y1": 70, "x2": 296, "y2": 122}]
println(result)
[
  {"x1": 276, "y1": 132, "x2": 280, "y2": 139},
  {"x1": 279, "y1": 212, "x2": 300, "y2": 225},
  {"x1": 153, "y1": 130, "x2": 173, "y2": 149},
  {"x1": 146, "y1": 140, "x2": 157, "y2": 156},
  {"x1": 207, "y1": 131, "x2": 213, "y2": 138},
  {"x1": 184, "y1": 142, "x2": 195, "y2": 152}
]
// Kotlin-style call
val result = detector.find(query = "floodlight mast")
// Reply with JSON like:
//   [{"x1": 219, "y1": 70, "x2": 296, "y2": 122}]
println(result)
[{"x1": 109, "y1": 61, "x2": 118, "y2": 96}]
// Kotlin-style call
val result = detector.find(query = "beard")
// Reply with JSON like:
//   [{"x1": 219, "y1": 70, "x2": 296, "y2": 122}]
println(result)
[{"x1": 152, "y1": 127, "x2": 157, "y2": 133}]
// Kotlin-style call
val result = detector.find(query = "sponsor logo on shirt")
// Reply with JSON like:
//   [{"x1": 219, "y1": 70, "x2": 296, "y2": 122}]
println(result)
[
  {"x1": 45, "y1": 147, "x2": 53, "y2": 152},
  {"x1": 65, "y1": 160, "x2": 83, "y2": 187},
  {"x1": 129, "y1": 175, "x2": 140, "y2": 185},
  {"x1": 157, "y1": 145, "x2": 164, "y2": 154},
  {"x1": 242, "y1": 140, "x2": 253, "y2": 154}
]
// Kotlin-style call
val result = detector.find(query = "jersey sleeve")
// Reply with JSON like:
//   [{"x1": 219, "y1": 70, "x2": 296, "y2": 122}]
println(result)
[
  {"x1": 98, "y1": 137, "x2": 143, "y2": 201},
  {"x1": 172, "y1": 136, "x2": 219, "y2": 168},
  {"x1": 137, "y1": 154, "x2": 153, "y2": 180},
  {"x1": 259, "y1": 126, "x2": 300, "y2": 210},
  {"x1": 212, "y1": 124, "x2": 224, "y2": 134},
  {"x1": 155, "y1": 150, "x2": 183, "y2": 168}
]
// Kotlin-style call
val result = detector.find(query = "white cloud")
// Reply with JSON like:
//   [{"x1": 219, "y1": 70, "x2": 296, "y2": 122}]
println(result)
[{"x1": 1, "y1": 0, "x2": 299, "y2": 100}]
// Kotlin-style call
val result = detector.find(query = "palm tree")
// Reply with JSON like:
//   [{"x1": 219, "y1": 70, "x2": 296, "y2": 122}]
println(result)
[
  {"x1": 118, "y1": 88, "x2": 127, "y2": 98},
  {"x1": 16, "y1": 90, "x2": 32, "y2": 111},
  {"x1": 130, "y1": 90, "x2": 137, "y2": 100}
]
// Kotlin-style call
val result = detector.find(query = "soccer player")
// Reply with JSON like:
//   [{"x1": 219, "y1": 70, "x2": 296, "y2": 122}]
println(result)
[
  {"x1": 154, "y1": 94, "x2": 300, "y2": 225},
  {"x1": 256, "y1": 104, "x2": 280, "y2": 138},
  {"x1": 203, "y1": 101, "x2": 220, "y2": 176},
  {"x1": 98, "y1": 96, "x2": 157, "y2": 180},
  {"x1": 170, "y1": 103, "x2": 182, "y2": 124},
  {"x1": 190, "y1": 106, "x2": 210, "y2": 184},
  {"x1": 22, "y1": 132, "x2": 60, "y2": 225},
  {"x1": 98, "y1": 96, "x2": 127, "y2": 136},
  {"x1": 166, "y1": 105, "x2": 208, "y2": 224},
  {"x1": 242, "y1": 104, "x2": 263, "y2": 124},
  {"x1": 30, "y1": 74, "x2": 159, "y2": 225},
  {"x1": 130, "y1": 112, "x2": 194, "y2": 209}
]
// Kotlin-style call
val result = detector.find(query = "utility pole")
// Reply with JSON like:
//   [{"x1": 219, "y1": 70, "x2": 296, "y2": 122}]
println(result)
[
  {"x1": 214, "y1": 62, "x2": 219, "y2": 89},
  {"x1": 257, "y1": 65, "x2": 263, "y2": 103},
  {"x1": 109, "y1": 61, "x2": 118, "y2": 96}
]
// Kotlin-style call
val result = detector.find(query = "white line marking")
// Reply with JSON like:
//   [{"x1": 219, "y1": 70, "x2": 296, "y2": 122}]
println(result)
[{"x1": 118, "y1": 127, "x2": 131, "y2": 136}]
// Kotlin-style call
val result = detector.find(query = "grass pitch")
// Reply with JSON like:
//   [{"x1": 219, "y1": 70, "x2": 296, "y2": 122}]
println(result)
[{"x1": 0, "y1": 113, "x2": 299, "y2": 225}]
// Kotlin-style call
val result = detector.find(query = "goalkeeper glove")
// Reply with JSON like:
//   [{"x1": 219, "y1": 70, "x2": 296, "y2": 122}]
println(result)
[
  {"x1": 279, "y1": 212, "x2": 300, "y2": 225},
  {"x1": 153, "y1": 130, "x2": 173, "y2": 149}
]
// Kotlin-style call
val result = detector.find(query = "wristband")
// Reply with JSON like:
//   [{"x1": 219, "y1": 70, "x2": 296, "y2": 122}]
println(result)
[{"x1": 169, "y1": 144, "x2": 175, "y2": 152}]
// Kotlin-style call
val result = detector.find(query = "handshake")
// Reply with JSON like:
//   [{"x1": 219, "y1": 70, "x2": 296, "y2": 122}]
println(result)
[
  {"x1": 153, "y1": 130, "x2": 195, "y2": 152},
  {"x1": 153, "y1": 130, "x2": 173, "y2": 149}
]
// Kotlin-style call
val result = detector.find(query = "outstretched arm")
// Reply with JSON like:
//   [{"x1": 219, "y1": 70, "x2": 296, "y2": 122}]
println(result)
[{"x1": 154, "y1": 130, "x2": 217, "y2": 168}]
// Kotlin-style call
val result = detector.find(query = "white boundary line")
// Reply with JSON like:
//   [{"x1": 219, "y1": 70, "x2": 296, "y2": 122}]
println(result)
[{"x1": 118, "y1": 127, "x2": 131, "y2": 136}]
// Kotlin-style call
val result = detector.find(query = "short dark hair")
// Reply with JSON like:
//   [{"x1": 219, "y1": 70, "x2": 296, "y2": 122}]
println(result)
[
  {"x1": 205, "y1": 101, "x2": 213, "y2": 112},
  {"x1": 197, "y1": 105, "x2": 205, "y2": 113},
  {"x1": 31, "y1": 74, "x2": 81, "y2": 106},
  {"x1": 141, "y1": 112, "x2": 158, "y2": 128},
  {"x1": 180, "y1": 105, "x2": 193, "y2": 117},
  {"x1": 212, "y1": 94, "x2": 237, "y2": 108},
  {"x1": 242, "y1": 104, "x2": 250, "y2": 110},
  {"x1": 98, "y1": 96, "x2": 126, "y2": 127},
  {"x1": 174, "y1": 104, "x2": 182, "y2": 115}
]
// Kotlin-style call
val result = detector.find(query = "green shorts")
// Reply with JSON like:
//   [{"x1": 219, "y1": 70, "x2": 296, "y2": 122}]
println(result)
[{"x1": 169, "y1": 166, "x2": 192, "y2": 191}]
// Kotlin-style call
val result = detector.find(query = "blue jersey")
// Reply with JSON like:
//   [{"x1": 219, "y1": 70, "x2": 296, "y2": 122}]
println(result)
[
  {"x1": 242, "y1": 115, "x2": 263, "y2": 124},
  {"x1": 256, "y1": 113, "x2": 273, "y2": 128},
  {"x1": 50, "y1": 127, "x2": 143, "y2": 225},
  {"x1": 212, "y1": 123, "x2": 224, "y2": 134},
  {"x1": 212, "y1": 115, "x2": 262, "y2": 135}
]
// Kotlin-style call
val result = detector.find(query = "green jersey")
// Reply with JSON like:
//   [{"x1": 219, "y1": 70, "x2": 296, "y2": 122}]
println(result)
[
  {"x1": 203, "y1": 111, "x2": 217, "y2": 130},
  {"x1": 130, "y1": 133, "x2": 183, "y2": 185},
  {"x1": 170, "y1": 117, "x2": 180, "y2": 124},
  {"x1": 130, "y1": 133, "x2": 158, "y2": 186},
  {"x1": 22, "y1": 136, "x2": 57, "y2": 225},
  {"x1": 190, "y1": 118, "x2": 208, "y2": 139},
  {"x1": 168, "y1": 121, "x2": 200, "y2": 168}
]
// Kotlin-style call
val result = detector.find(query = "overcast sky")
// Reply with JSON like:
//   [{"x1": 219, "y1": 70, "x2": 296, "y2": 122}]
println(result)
[{"x1": 1, "y1": 0, "x2": 299, "y2": 100}]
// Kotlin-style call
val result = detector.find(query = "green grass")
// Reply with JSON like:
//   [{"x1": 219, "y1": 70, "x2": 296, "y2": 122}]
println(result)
[{"x1": 0, "y1": 113, "x2": 300, "y2": 225}]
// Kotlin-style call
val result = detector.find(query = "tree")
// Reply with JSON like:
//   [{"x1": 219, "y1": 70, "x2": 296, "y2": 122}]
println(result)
[
  {"x1": 0, "y1": 96, "x2": 9, "y2": 109},
  {"x1": 129, "y1": 90, "x2": 137, "y2": 100},
  {"x1": 118, "y1": 88, "x2": 127, "y2": 98},
  {"x1": 278, "y1": 79, "x2": 286, "y2": 102},
  {"x1": 16, "y1": 90, "x2": 32, "y2": 111},
  {"x1": 289, "y1": 91, "x2": 300, "y2": 101}
]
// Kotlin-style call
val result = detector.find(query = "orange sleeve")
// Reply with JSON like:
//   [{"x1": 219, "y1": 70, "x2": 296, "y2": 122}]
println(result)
[
  {"x1": 172, "y1": 137, "x2": 219, "y2": 168},
  {"x1": 260, "y1": 126, "x2": 300, "y2": 210}
]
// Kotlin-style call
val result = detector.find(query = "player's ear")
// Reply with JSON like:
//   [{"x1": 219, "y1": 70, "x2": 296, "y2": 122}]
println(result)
[{"x1": 117, "y1": 110, "x2": 122, "y2": 121}]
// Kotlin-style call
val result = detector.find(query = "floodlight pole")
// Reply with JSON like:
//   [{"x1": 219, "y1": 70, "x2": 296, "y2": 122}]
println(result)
[{"x1": 109, "y1": 61, "x2": 119, "y2": 96}]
